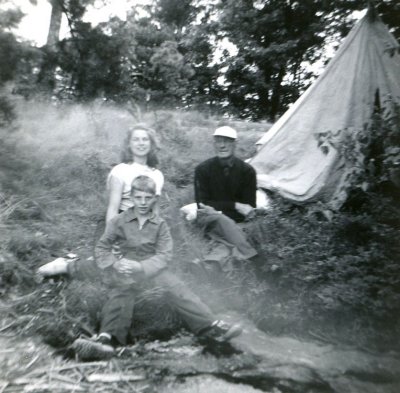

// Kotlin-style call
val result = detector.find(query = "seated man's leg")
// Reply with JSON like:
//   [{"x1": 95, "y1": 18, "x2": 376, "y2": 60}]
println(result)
[
  {"x1": 154, "y1": 271, "x2": 242, "y2": 341},
  {"x1": 197, "y1": 212, "x2": 257, "y2": 260}
]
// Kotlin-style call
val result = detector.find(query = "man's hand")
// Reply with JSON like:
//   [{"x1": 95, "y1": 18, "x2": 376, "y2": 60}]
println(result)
[
  {"x1": 197, "y1": 203, "x2": 218, "y2": 218},
  {"x1": 235, "y1": 202, "x2": 254, "y2": 217},
  {"x1": 114, "y1": 258, "x2": 143, "y2": 275}
]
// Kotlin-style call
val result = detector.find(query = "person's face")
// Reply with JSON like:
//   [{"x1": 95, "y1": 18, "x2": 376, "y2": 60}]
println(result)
[
  {"x1": 214, "y1": 136, "x2": 236, "y2": 159},
  {"x1": 130, "y1": 129, "x2": 151, "y2": 158},
  {"x1": 131, "y1": 189, "x2": 157, "y2": 216}
]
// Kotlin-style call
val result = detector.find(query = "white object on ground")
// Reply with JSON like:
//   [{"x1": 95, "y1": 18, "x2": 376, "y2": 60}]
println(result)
[
  {"x1": 256, "y1": 189, "x2": 272, "y2": 210},
  {"x1": 180, "y1": 203, "x2": 198, "y2": 221},
  {"x1": 37, "y1": 256, "x2": 76, "y2": 276}
]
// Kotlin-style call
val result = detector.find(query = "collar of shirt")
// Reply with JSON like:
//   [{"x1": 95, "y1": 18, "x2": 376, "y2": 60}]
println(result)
[
  {"x1": 124, "y1": 208, "x2": 161, "y2": 225},
  {"x1": 217, "y1": 156, "x2": 236, "y2": 169}
]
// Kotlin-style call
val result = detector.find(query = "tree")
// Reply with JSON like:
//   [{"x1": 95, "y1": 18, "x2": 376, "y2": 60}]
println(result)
[
  {"x1": 37, "y1": 0, "x2": 96, "y2": 92},
  {"x1": 213, "y1": 0, "x2": 361, "y2": 120},
  {"x1": 0, "y1": 1, "x2": 32, "y2": 124},
  {"x1": 148, "y1": 0, "x2": 226, "y2": 111},
  {"x1": 212, "y1": 0, "x2": 399, "y2": 120},
  {"x1": 55, "y1": 22, "x2": 129, "y2": 99},
  {"x1": 47, "y1": 0, "x2": 63, "y2": 47},
  {"x1": 152, "y1": 0, "x2": 195, "y2": 31},
  {"x1": 179, "y1": 25, "x2": 224, "y2": 112},
  {"x1": 375, "y1": 0, "x2": 400, "y2": 40},
  {"x1": 107, "y1": 13, "x2": 195, "y2": 107},
  {"x1": 0, "y1": 3, "x2": 25, "y2": 86}
]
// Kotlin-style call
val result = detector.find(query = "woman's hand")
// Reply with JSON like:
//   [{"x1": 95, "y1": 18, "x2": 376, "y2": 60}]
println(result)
[{"x1": 114, "y1": 258, "x2": 143, "y2": 275}]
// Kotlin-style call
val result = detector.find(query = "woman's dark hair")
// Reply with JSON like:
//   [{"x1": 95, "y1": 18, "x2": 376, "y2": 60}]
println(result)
[{"x1": 121, "y1": 124, "x2": 160, "y2": 168}]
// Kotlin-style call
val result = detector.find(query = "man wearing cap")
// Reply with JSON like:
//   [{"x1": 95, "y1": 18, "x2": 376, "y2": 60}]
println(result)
[{"x1": 193, "y1": 126, "x2": 258, "y2": 265}]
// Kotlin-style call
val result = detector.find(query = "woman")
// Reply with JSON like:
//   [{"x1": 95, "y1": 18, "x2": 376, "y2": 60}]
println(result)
[
  {"x1": 106, "y1": 125, "x2": 164, "y2": 222},
  {"x1": 37, "y1": 125, "x2": 164, "y2": 277}
]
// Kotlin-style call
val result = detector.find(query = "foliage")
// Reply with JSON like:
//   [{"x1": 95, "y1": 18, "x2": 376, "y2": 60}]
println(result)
[
  {"x1": 240, "y1": 198, "x2": 400, "y2": 350},
  {"x1": 0, "y1": 3, "x2": 33, "y2": 123},
  {"x1": 317, "y1": 100, "x2": 400, "y2": 207},
  {"x1": 213, "y1": 0, "x2": 365, "y2": 120},
  {"x1": 376, "y1": 0, "x2": 400, "y2": 41},
  {"x1": 6, "y1": 0, "x2": 400, "y2": 119},
  {"x1": 0, "y1": 96, "x2": 15, "y2": 126},
  {"x1": 0, "y1": 8, "x2": 24, "y2": 85},
  {"x1": 55, "y1": 23, "x2": 129, "y2": 100},
  {"x1": 152, "y1": 0, "x2": 196, "y2": 30}
]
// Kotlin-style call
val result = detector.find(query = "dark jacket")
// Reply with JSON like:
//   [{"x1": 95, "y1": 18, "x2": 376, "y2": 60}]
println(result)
[{"x1": 194, "y1": 156, "x2": 257, "y2": 222}]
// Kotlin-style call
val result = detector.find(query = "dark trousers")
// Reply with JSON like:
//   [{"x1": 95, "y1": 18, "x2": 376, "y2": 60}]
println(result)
[
  {"x1": 196, "y1": 212, "x2": 257, "y2": 260},
  {"x1": 69, "y1": 260, "x2": 215, "y2": 345},
  {"x1": 100, "y1": 270, "x2": 215, "y2": 345}
]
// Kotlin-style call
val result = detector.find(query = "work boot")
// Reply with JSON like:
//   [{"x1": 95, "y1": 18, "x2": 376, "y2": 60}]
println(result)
[
  {"x1": 71, "y1": 335, "x2": 115, "y2": 360},
  {"x1": 200, "y1": 320, "x2": 242, "y2": 342}
]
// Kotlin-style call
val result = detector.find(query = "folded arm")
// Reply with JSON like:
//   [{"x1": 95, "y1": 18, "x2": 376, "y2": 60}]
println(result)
[{"x1": 195, "y1": 165, "x2": 257, "y2": 216}]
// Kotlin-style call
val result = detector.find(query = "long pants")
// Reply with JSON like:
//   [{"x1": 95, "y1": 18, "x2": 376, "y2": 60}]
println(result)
[
  {"x1": 100, "y1": 270, "x2": 215, "y2": 345},
  {"x1": 68, "y1": 261, "x2": 215, "y2": 345},
  {"x1": 196, "y1": 211, "x2": 257, "y2": 260}
]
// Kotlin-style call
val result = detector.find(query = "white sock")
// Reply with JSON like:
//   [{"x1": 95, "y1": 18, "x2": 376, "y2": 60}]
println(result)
[{"x1": 98, "y1": 332, "x2": 112, "y2": 341}]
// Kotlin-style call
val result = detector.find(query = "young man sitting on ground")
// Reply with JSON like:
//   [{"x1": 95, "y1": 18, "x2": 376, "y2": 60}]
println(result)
[{"x1": 38, "y1": 175, "x2": 242, "y2": 359}]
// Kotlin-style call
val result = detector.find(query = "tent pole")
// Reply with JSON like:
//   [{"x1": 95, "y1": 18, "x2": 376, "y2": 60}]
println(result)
[{"x1": 367, "y1": 0, "x2": 378, "y2": 21}]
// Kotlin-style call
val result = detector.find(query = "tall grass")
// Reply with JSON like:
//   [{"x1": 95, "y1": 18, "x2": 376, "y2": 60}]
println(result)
[
  {"x1": 2, "y1": 96, "x2": 399, "y2": 353},
  {"x1": 0, "y1": 96, "x2": 267, "y2": 344}
]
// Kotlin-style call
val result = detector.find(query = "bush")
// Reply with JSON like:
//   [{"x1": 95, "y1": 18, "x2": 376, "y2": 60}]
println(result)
[{"x1": 0, "y1": 95, "x2": 15, "y2": 126}]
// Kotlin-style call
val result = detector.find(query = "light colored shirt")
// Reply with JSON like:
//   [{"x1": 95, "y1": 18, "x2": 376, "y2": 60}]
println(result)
[{"x1": 107, "y1": 163, "x2": 164, "y2": 211}]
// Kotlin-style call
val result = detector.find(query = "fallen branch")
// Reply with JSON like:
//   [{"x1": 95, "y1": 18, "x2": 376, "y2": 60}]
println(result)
[
  {"x1": 8, "y1": 290, "x2": 41, "y2": 305},
  {"x1": 24, "y1": 361, "x2": 109, "y2": 378},
  {"x1": 0, "y1": 381, "x2": 9, "y2": 393},
  {"x1": 85, "y1": 373, "x2": 146, "y2": 383},
  {"x1": 0, "y1": 315, "x2": 33, "y2": 332},
  {"x1": 23, "y1": 354, "x2": 40, "y2": 371},
  {"x1": 22, "y1": 382, "x2": 85, "y2": 392}
]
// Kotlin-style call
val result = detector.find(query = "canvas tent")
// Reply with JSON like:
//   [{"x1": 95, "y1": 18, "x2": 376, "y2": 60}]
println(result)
[{"x1": 249, "y1": 8, "x2": 400, "y2": 209}]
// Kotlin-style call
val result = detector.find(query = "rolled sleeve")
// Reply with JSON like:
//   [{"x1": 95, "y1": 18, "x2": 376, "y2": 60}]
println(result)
[{"x1": 140, "y1": 221, "x2": 173, "y2": 278}]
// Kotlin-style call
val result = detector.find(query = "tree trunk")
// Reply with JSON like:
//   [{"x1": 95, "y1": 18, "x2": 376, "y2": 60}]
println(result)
[
  {"x1": 37, "y1": 1, "x2": 63, "y2": 92},
  {"x1": 269, "y1": 66, "x2": 285, "y2": 120},
  {"x1": 46, "y1": 0, "x2": 63, "y2": 47}
]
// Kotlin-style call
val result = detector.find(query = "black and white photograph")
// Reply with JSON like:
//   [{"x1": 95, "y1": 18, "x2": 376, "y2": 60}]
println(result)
[{"x1": 0, "y1": 0, "x2": 399, "y2": 392}]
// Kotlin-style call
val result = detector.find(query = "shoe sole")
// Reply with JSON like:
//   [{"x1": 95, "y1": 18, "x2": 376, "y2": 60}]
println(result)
[{"x1": 72, "y1": 338, "x2": 115, "y2": 360}]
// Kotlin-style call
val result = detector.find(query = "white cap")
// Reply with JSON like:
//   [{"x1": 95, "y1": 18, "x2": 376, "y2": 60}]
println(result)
[{"x1": 213, "y1": 126, "x2": 237, "y2": 140}]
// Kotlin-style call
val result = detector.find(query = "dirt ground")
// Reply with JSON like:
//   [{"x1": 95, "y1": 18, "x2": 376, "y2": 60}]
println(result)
[{"x1": 1, "y1": 308, "x2": 400, "y2": 393}]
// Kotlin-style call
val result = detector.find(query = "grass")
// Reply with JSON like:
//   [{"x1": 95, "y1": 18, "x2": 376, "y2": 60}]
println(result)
[{"x1": 1, "y1": 96, "x2": 399, "y2": 355}]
